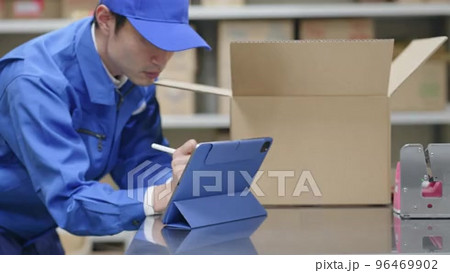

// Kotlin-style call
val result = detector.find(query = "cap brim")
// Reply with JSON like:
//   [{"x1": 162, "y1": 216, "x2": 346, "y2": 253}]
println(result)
[{"x1": 128, "y1": 18, "x2": 211, "y2": 52}]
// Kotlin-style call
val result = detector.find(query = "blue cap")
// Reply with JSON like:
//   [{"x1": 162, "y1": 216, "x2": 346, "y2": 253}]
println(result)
[{"x1": 99, "y1": 0, "x2": 211, "y2": 52}]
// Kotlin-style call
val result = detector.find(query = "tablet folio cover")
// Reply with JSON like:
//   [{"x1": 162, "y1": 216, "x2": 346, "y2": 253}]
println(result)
[{"x1": 162, "y1": 137, "x2": 272, "y2": 229}]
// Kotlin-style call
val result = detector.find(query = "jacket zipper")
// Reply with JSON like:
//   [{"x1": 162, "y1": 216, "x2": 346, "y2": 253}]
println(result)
[
  {"x1": 76, "y1": 128, "x2": 106, "y2": 152},
  {"x1": 115, "y1": 84, "x2": 135, "y2": 111}
]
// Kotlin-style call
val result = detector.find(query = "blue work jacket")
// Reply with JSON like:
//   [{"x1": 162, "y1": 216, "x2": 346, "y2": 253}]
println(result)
[{"x1": 0, "y1": 18, "x2": 173, "y2": 240}]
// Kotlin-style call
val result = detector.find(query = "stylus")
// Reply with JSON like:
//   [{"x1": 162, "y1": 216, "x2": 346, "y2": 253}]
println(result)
[{"x1": 151, "y1": 143, "x2": 176, "y2": 154}]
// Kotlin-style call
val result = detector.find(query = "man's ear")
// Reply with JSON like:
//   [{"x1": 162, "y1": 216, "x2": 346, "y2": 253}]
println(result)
[{"x1": 95, "y1": 4, "x2": 115, "y2": 35}]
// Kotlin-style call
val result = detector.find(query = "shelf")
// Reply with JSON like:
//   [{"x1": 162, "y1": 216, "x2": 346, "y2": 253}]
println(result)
[
  {"x1": 190, "y1": 3, "x2": 450, "y2": 20},
  {"x1": 161, "y1": 106, "x2": 450, "y2": 129},
  {"x1": 161, "y1": 114, "x2": 229, "y2": 129},
  {"x1": 1, "y1": 3, "x2": 449, "y2": 33},
  {"x1": 391, "y1": 105, "x2": 450, "y2": 125},
  {"x1": 0, "y1": 19, "x2": 74, "y2": 34}
]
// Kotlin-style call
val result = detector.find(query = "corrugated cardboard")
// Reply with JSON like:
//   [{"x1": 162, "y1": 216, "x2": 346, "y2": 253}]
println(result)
[
  {"x1": 58, "y1": 229, "x2": 92, "y2": 255},
  {"x1": 157, "y1": 49, "x2": 197, "y2": 115},
  {"x1": 300, "y1": 18, "x2": 374, "y2": 40},
  {"x1": 230, "y1": 40, "x2": 394, "y2": 205},
  {"x1": 390, "y1": 59, "x2": 447, "y2": 111},
  {"x1": 0, "y1": 0, "x2": 5, "y2": 18},
  {"x1": 5, "y1": 0, "x2": 61, "y2": 18},
  {"x1": 231, "y1": 38, "x2": 447, "y2": 205},
  {"x1": 246, "y1": 0, "x2": 353, "y2": 3},
  {"x1": 217, "y1": 20, "x2": 294, "y2": 114},
  {"x1": 156, "y1": 36, "x2": 447, "y2": 205},
  {"x1": 390, "y1": 45, "x2": 448, "y2": 111}
]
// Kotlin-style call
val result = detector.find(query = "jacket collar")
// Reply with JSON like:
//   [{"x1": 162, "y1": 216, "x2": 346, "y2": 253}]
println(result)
[{"x1": 75, "y1": 18, "x2": 116, "y2": 105}]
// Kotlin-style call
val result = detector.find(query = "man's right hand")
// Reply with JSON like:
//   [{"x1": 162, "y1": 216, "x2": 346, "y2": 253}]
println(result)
[{"x1": 152, "y1": 139, "x2": 197, "y2": 213}]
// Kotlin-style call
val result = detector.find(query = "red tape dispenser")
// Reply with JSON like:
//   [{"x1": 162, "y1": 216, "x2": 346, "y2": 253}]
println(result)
[{"x1": 393, "y1": 144, "x2": 450, "y2": 218}]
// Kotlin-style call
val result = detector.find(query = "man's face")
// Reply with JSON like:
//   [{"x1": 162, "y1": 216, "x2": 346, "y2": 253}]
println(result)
[{"x1": 106, "y1": 20, "x2": 174, "y2": 86}]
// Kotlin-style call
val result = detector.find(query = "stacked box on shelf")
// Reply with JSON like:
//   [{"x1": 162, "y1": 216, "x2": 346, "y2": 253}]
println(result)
[
  {"x1": 246, "y1": 0, "x2": 353, "y2": 4},
  {"x1": 390, "y1": 45, "x2": 448, "y2": 111},
  {"x1": 61, "y1": 0, "x2": 97, "y2": 19},
  {"x1": 217, "y1": 20, "x2": 294, "y2": 114},
  {"x1": 157, "y1": 49, "x2": 197, "y2": 115},
  {"x1": 4, "y1": 0, "x2": 61, "y2": 18},
  {"x1": 299, "y1": 18, "x2": 375, "y2": 40},
  {"x1": 0, "y1": 0, "x2": 5, "y2": 19}
]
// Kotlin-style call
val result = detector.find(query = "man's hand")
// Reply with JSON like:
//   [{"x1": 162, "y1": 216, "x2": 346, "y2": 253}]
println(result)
[{"x1": 152, "y1": 139, "x2": 197, "y2": 213}]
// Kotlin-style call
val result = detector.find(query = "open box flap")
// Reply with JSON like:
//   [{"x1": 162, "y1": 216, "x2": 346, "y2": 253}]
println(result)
[
  {"x1": 388, "y1": 36, "x2": 448, "y2": 97},
  {"x1": 155, "y1": 37, "x2": 447, "y2": 98},
  {"x1": 230, "y1": 40, "x2": 394, "y2": 97},
  {"x1": 155, "y1": 79, "x2": 232, "y2": 97}
]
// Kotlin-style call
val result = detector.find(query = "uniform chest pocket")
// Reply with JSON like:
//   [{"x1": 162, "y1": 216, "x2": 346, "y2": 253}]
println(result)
[
  {"x1": 76, "y1": 128, "x2": 107, "y2": 152},
  {"x1": 75, "y1": 127, "x2": 109, "y2": 180},
  {"x1": 72, "y1": 107, "x2": 108, "y2": 153}
]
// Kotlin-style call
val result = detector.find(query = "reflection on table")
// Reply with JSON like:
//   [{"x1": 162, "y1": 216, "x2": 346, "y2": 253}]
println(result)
[
  {"x1": 126, "y1": 216, "x2": 265, "y2": 255},
  {"x1": 126, "y1": 207, "x2": 450, "y2": 255},
  {"x1": 394, "y1": 214, "x2": 450, "y2": 253}
]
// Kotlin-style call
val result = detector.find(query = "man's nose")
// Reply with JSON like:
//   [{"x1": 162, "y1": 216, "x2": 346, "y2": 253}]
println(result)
[{"x1": 150, "y1": 49, "x2": 173, "y2": 67}]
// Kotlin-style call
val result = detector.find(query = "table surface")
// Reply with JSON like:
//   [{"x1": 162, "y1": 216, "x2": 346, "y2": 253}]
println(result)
[{"x1": 125, "y1": 207, "x2": 449, "y2": 255}]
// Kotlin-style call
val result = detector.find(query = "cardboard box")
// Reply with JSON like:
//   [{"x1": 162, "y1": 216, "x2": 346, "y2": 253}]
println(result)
[
  {"x1": 5, "y1": 0, "x2": 61, "y2": 18},
  {"x1": 246, "y1": 0, "x2": 353, "y2": 3},
  {"x1": 390, "y1": 56, "x2": 447, "y2": 111},
  {"x1": 157, "y1": 37, "x2": 447, "y2": 205},
  {"x1": 217, "y1": 20, "x2": 294, "y2": 114},
  {"x1": 0, "y1": 0, "x2": 5, "y2": 18},
  {"x1": 61, "y1": 0, "x2": 97, "y2": 19},
  {"x1": 157, "y1": 49, "x2": 197, "y2": 115},
  {"x1": 228, "y1": 38, "x2": 447, "y2": 205},
  {"x1": 300, "y1": 18, "x2": 375, "y2": 40},
  {"x1": 57, "y1": 229, "x2": 92, "y2": 255}
]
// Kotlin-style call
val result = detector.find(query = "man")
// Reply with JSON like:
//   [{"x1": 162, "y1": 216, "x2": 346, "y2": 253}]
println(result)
[{"x1": 0, "y1": 0, "x2": 210, "y2": 254}]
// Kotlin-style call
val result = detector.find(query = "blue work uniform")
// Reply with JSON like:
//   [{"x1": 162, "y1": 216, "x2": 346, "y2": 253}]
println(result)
[{"x1": 0, "y1": 17, "x2": 173, "y2": 253}]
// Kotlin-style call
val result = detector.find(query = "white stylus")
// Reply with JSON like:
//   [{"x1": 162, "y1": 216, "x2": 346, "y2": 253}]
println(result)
[{"x1": 151, "y1": 143, "x2": 176, "y2": 155}]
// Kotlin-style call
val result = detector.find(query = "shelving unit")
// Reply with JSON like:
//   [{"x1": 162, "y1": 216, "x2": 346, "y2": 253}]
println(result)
[
  {"x1": 1, "y1": 2, "x2": 449, "y2": 129},
  {"x1": 0, "y1": 18, "x2": 72, "y2": 34},
  {"x1": 189, "y1": 3, "x2": 450, "y2": 19},
  {"x1": 391, "y1": 105, "x2": 450, "y2": 125},
  {"x1": 161, "y1": 114, "x2": 229, "y2": 129},
  {"x1": 1, "y1": 3, "x2": 450, "y2": 33},
  {"x1": 158, "y1": 105, "x2": 450, "y2": 129}
]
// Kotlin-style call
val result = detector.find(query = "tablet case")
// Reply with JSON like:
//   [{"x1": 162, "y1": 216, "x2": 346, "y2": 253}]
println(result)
[
  {"x1": 162, "y1": 216, "x2": 265, "y2": 254},
  {"x1": 162, "y1": 137, "x2": 272, "y2": 229}
]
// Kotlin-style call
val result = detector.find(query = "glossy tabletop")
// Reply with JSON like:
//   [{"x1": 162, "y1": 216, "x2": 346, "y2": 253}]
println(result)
[{"x1": 125, "y1": 207, "x2": 448, "y2": 255}]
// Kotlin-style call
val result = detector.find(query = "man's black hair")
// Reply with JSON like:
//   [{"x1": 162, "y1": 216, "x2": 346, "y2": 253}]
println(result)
[{"x1": 93, "y1": 9, "x2": 127, "y2": 33}]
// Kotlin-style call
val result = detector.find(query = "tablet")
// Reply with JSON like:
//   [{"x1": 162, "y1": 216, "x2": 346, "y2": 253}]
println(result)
[{"x1": 162, "y1": 137, "x2": 272, "y2": 229}]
